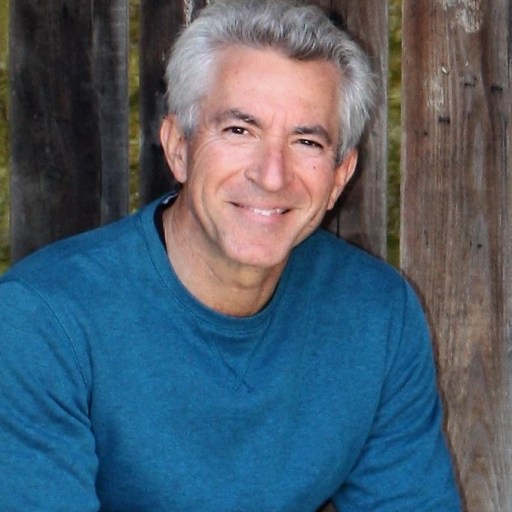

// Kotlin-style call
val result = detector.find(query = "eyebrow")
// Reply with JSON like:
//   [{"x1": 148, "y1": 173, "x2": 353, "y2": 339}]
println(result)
[
  {"x1": 213, "y1": 108, "x2": 261, "y2": 127},
  {"x1": 294, "y1": 125, "x2": 332, "y2": 146}
]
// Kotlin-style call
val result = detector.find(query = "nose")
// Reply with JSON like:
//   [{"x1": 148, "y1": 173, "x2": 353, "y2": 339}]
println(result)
[{"x1": 245, "y1": 138, "x2": 293, "y2": 192}]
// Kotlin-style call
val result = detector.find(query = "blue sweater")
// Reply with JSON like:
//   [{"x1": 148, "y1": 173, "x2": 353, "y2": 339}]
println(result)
[{"x1": 0, "y1": 198, "x2": 461, "y2": 511}]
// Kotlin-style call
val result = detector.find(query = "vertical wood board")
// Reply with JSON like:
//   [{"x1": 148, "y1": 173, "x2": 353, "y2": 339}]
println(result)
[
  {"x1": 93, "y1": 1, "x2": 130, "y2": 223},
  {"x1": 139, "y1": 0, "x2": 209, "y2": 204},
  {"x1": 9, "y1": 0, "x2": 100, "y2": 261},
  {"x1": 401, "y1": 1, "x2": 512, "y2": 510},
  {"x1": 322, "y1": 0, "x2": 388, "y2": 259},
  {"x1": 9, "y1": 0, "x2": 129, "y2": 261}
]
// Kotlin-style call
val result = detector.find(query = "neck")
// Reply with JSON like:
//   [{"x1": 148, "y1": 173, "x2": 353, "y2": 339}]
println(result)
[{"x1": 162, "y1": 202, "x2": 285, "y2": 317}]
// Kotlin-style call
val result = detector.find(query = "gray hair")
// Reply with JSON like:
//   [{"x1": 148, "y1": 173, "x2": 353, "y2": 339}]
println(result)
[{"x1": 165, "y1": 0, "x2": 376, "y2": 162}]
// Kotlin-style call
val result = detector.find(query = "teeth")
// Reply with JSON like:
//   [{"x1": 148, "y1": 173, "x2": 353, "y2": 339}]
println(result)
[{"x1": 248, "y1": 207, "x2": 285, "y2": 216}]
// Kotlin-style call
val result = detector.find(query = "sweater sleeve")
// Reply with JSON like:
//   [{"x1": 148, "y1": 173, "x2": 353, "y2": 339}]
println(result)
[
  {"x1": 331, "y1": 281, "x2": 462, "y2": 511},
  {"x1": 0, "y1": 279, "x2": 100, "y2": 512}
]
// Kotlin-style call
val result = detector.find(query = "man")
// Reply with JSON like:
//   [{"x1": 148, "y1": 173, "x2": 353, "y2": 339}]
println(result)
[{"x1": 0, "y1": 0, "x2": 461, "y2": 510}]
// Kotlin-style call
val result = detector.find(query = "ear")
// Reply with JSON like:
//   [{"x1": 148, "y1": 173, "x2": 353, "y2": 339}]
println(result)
[
  {"x1": 160, "y1": 115, "x2": 189, "y2": 184},
  {"x1": 327, "y1": 148, "x2": 359, "y2": 210}
]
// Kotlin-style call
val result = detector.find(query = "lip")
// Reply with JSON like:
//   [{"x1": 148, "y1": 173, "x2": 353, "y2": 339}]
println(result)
[
  {"x1": 232, "y1": 202, "x2": 289, "y2": 215},
  {"x1": 246, "y1": 206, "x2": 286, "y2": 217}
]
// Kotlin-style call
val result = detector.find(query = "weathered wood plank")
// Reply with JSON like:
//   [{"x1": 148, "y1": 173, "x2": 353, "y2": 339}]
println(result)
[
  {"x1": 139, "y1": 0, "x2": 182, "y2": 203},
  {"x1": 9, "y1": 0, "x2": 100, "y2": 261},
  {"x1": 9, "y1": 0, "x2": 129, "y2": 262},
  {"x1": 401, "y1": 1, "x2": 512, "y2": 510},
  {"x1": 139, "y1": 0, "x2": 209, "y2": 204},
  {"x1": 321, "y1": 0, "x2": 388, "y2": 259},
  {"x1": 92, "y1": 1, "x2": 130, "y2": 223}
]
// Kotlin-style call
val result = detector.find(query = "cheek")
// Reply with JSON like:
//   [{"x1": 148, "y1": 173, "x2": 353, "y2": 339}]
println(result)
[
  {"x1": 191, "y1": 138, "x2": 249, "y2": 171},
  {"x1": 298, "y1": 164, "x2": 338, "y2": 201},
  {"x1": 184, "y1": 147, "x2": 242, "y2": 206}
]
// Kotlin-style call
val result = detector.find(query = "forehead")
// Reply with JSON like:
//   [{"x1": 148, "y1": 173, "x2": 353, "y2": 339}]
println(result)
[{"x1": 202, "y1": 45, "x2": 341, "y2": 133}]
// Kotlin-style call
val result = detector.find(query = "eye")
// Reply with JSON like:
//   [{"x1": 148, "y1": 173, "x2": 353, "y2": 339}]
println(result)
[
  {"x1": 298, "y1": 138, "x2": 323, "y2": 149},
  {"x1": 224, "y1": 126, "x2": 249, "y2": 136}
]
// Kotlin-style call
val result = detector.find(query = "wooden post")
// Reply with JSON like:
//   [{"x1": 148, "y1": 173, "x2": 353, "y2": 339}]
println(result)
[
  {"x1": 322, "y1": 0, "x2": 388, "y2": 260},
  {"x1": 139, "y1": 0, "x2": 182, "y2": 204},
  {"x1": 0, "y1": 2, "x2": 9, "y2": 270},
  {"x1": 9, "y1": 0, "x2": 129, "y2": 262},
  {"x1": 401, "y1": 1, "x2": 512, "y2": 510},
  {"x1": 93, "y1": 1, "x2": 130, "y2": 223},
  {"x1": 139, "y1": 0, "x2": 208, "y2": 204}
]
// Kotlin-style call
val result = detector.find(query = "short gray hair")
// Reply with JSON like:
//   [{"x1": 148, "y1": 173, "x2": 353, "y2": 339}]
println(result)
[{"x1": 165, "y1": 0, "x2": 376, "y2": 162}]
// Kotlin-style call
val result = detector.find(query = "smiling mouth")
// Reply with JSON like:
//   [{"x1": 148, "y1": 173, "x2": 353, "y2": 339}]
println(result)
[
  {"x1": 247, "y1": 206, "x2": 287, "y2": 217},
  {"x1": 231, "y1": 202, "x2": 290, "y2": 217}
]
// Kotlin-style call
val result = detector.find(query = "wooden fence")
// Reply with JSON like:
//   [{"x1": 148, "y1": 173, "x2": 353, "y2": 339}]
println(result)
[{"x1": 7, "y1": 1, "x2": 512, "y2": 511}]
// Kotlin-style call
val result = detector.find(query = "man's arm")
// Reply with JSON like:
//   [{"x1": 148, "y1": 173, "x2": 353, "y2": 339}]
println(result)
[
  {"x1": 332, "y1": 282, "x2": 462, "y2": 511},
  {"x1": 0, "y1": 279, "x2": 99, "y2": 511}
]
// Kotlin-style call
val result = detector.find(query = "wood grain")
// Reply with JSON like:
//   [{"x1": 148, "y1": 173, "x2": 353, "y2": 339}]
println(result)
[
  {"x1": 93, "y1": 1, "x2": 130, "y2": 223},
  {"x1": 139, "y1": 0, "x2": 182, "y2": 203},
  {"x1": 401, "y1": 1, "x2": 512, "y2": 510},
  {"x1": 138, "y1": 0, "x2": 209, "y2": 204},
  {"x1": 9, "y1": 0, "x2": 129, "y2": 262},
  {"x1": 320, "y1": 0, "x2": 388, "y2": 259}
]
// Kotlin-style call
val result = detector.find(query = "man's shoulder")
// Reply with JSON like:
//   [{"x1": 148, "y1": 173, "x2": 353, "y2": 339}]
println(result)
[
  {"x1": 290, "y1": 229, "x2": 415, "y2": 319},
  {"x1": 298, "y1": 229, "x2": 403, "y2": 289},
  {"x1": 2, "y1": 200, "x2": 159, "y2": 289}
]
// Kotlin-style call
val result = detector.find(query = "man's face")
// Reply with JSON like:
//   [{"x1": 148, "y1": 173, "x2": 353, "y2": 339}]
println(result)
[{"x1": 162, "y1": 46, "x2": 357, "y2": 274}]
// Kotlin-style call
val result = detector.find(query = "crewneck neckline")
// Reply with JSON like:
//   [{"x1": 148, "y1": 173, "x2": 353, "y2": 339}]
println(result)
[{"x1": 139, "y1": 195, "x2": 295, "y2": 335}]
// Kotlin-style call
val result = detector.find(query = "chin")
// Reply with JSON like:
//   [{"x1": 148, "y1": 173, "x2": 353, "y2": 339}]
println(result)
[{"x1": 225, "y1": 243, "x2": 294, "y2": 271}]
